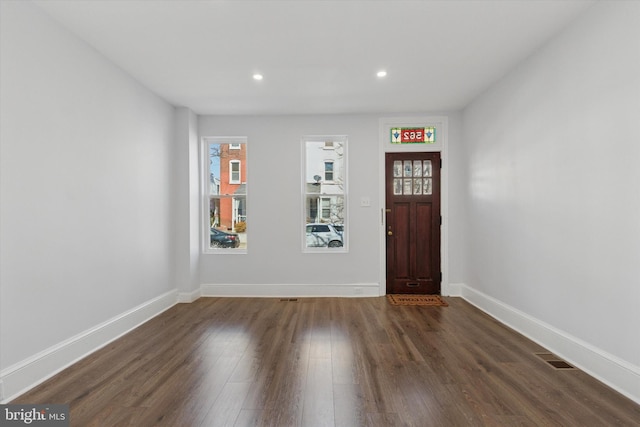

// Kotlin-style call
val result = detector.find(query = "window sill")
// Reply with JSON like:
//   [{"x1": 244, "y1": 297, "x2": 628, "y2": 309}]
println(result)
[
  {"x1": 203, "y1": 248, "x2": 247, "y2": 255},
  {"x1": 303, "y1": 247, "x2": 348, "y2": 254}
]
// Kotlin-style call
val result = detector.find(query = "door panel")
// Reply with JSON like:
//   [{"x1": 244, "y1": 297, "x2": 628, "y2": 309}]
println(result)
[
  {"x1": 386, "y1": 152, "x2": 441, "y2": 295},
  {"x1": 394, "y1": 203, "x2": 410, "y2": 279},
  {"x1": 415, "y1": 202, "x2": 433, "y2": 279}
]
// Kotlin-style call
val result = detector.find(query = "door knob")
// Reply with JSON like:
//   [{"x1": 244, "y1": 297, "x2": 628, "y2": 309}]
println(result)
[{"x1": 387, "y1": 230, "x2": 393, "y2": 236}]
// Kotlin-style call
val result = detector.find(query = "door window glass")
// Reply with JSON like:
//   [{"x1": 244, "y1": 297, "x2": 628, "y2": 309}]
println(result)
[{"x1": 394, "y1": 159, "x2": 434, "y2": 196}]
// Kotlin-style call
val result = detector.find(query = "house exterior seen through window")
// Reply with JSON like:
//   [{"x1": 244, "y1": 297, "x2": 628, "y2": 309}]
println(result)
[
  {"x1": 303, "y1": 136, "x2": 347, "y2": 252},
  {"x1": 204, "y1": 137, "x2": 247, "y2": 252}
]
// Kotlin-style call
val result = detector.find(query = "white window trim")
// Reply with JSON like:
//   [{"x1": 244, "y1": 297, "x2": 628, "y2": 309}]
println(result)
[
  {"x1": 302, "y1": 135, "x2": 348, "y2": 253},
  {"x1": 202, "y1": 136, "x2": 248, "y2": 254}
]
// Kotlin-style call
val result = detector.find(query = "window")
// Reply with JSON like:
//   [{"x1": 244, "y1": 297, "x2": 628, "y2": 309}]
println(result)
[
  {"x1": 303, "y1": 136, "x2": 347, "y2": 251},
  {"x1": 229, "y1": 160, "x2": 241, "y2": 184},
  {"x1": 324, "y1": 161, "x2": 334, "y2": 182},
  {"x1": 321, "y1": 197, "x2": 331, "y2": 220},
  {"x1": 204, "y1": 137, "x2": 247, "y2": 252}
]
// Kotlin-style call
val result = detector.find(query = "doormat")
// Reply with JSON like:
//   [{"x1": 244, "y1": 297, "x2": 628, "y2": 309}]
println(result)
[{"x1": 386, "y1": 294, "x2": 448, "y2": 306}]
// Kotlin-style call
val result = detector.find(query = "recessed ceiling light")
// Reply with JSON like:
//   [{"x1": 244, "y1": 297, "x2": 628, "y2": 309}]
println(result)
[
  {"x1": 377, "y1": 70, "x2": 387, "y2": 78},
  {"x1": 253, "y1": 73, "x2": 263, "y2": 81}
]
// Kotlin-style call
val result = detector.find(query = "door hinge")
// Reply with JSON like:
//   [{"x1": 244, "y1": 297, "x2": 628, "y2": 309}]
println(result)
[
  {"x1": 439, "y1": 158, "x2": 443, "y2": 169},
  {"x1": 439, "y1": 215, "x2": 442, "y2": 225}
]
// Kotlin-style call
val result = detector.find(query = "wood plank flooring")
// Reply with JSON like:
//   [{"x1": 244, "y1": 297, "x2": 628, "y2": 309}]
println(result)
[{"x1": 12, "y1": 297, "x2": 640, "y2": 426}]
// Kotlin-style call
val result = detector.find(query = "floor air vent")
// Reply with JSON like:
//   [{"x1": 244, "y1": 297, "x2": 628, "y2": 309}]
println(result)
[
  {"x1": 280, "y1": 298, "x2": 298, "y2": 302},
  {"x1": 535, "y1": 352, "x2": 576, "y2": 370}
]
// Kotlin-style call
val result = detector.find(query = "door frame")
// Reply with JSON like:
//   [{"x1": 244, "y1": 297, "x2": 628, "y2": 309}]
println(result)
[{"x1": 378, "y1": 116, "x2": 450, "y2": 296}]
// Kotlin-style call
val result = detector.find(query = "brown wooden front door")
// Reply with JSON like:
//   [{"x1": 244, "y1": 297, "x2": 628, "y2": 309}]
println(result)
[{"x1": 385, "y1": 152, "x2": 441, "y2": 294}]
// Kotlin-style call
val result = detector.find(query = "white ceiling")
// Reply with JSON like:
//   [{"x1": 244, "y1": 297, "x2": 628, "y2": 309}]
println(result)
[{"x1": 34, "y1": 0, "x2": 595, "y2": 115}]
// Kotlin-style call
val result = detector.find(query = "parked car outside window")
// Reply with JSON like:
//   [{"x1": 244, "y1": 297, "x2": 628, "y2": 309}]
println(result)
[
  {"x1": 306, "y1": 223, "x2": 343, "y2": 248},
  {"x1": 210, "y1": 228, "x2": 240, "y2": 248}
]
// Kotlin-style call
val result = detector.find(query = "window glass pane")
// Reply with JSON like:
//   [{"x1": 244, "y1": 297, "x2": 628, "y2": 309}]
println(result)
[
  {"x1": 305, "y1": 195, "x2": 345, "y2": 226},
  {"x1": 394, "y1": 178, "x2": 403, "y2": 195},
  {"x1": 403, "y1": 160, "x2": 412, "y2": 177},
  {"x1": 403, "y1": 179, "x2": 412, "y2": 195},
  {"x1": 393, "y1": 161, "x2": 402, "y2": 177},
  {"x1": 423, "y1": 160, "x2": 432, "y2": 177},
  {"x1": 304, "y1": 138, "x2": 346, "y2": 250},
  {"x1": 324, "y1": 161, "x2": 334, "y2": 181},
  {"x1": 207, "y1": 140, "x2": 247, "y2": 251},
  {"x1": 413, "y1": 160, "x2": 422, "y2": 177},
  {"x1": 413, "y1": 178, "x2": 423, "y2": 195},
  {"x1": 304, "y1": 140, "x2": 344, "y2": 195},
  {"x1": 304, "y1": 195, "x2": 345, "y2": 248},
  {"x1": 230, "y1": 161, "x2": 241, "y2": 184},
  {"x1": 423, "y1": 178, "x2": 432, "y2": 195}
]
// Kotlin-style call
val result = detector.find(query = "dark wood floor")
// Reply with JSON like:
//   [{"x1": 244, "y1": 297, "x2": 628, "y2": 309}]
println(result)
[{"x1": 13, "y1": 297, "x2": 640, "y2": 426}]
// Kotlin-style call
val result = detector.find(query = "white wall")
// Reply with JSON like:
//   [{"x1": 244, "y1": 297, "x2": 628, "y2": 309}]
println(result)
[
  {"x1": 173, "y1": 108, "x2": 201, "y2": 302},
  {"x1": 198, "y1": 113, "x2": 466, "y2": 294},
  {"x1": 462, "y1": 1, "x2": 640, "y2": 401},
  {"x1": 443, "y1": 111, "x2": 467, "y2": 286},
  {"x1": 197, "y1": 115, "x2": 382, "y2": 290},
  {"x1": 0, "y1": 1, "x2": 176, "y2": 399}
]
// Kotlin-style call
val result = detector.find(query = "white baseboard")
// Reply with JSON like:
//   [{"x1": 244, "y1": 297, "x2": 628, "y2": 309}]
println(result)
[
  {"x1": 178, "y1": 288, "x2": 201, "y2": 303},
  {"x1": 201, "y1": 283, "x2": 381, "y2": 298},
  {"x1": 0, "y1": 290, "x2": 178, "y2": 403},
  {"x1": 458, "y1": 284, "x2": 640, "y2": 405},
  {"x1": 444, "y1": 282, "x2": 464, "y2": 296}
]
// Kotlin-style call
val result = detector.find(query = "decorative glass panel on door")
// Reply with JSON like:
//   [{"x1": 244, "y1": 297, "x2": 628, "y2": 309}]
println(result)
[
  {"x1": 394, "y1": 179, "x2": 403, "y2": 195},
  {"x1": 403, "y1": 179, "x2": 412, "y2": 195},
  {"x1": 394, "y1": 161, "x2": 402, "y2": 178},
  {"x1": 391, "y1": 159, "x2": 435, "y2": 196},
  {"x1": 413, "y1": 178, "x2": 423, "y2": 195},
  {"x1": 423, "y1": 160, "x2": 432, "y2": 177},
  {"x1": 403, "y1": 161, "x2": 412, "y2": 177},
  {"x1": 423, "y1": 178, "x2": 432, "y2": 195},
  {"x1": 413, "y1": 160, "x2": 422, "y2": 177}
]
